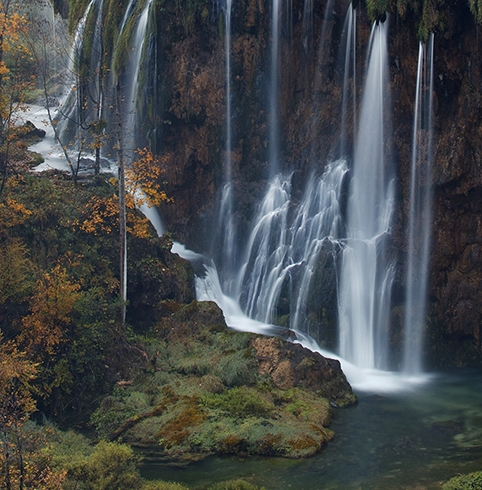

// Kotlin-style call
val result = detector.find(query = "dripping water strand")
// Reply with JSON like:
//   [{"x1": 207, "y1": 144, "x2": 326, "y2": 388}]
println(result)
[{"x1": 403, "y1": 33, "x2": 434, "y2": 374}]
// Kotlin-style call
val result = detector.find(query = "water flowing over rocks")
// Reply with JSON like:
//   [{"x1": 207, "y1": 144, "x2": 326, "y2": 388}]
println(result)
[{"x1": 66, "y1": 0, "x2": 482, "y2": 368}]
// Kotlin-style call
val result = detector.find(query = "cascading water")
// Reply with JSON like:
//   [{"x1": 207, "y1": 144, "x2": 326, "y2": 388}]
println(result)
[
  {"x1": 337, "y1": 20, "x2": 395, "y2": 370},
  {"x1": 204, "y1": 161, "x2": 348, "y2": 339},
  {"x1": 284, "y1": 162, "x2": 347, "y2": 337},
  {"x1": 61, "y1": 0, "x2": 440, "y2": 389},
  {"x1": 118, "y1": 0, "x2": 155, "y2": 160},
  {"x1": 402, "y1": 34, "x2": 435, "y2": 374},
  {"x1": 215, "y1": 0, "x2": 237, "y2": 285},
  {"x1": 269, "y1": 0, "x2": 281, "y2": 176},
  {"x1": 339, "y1": 2, "x2": 357, "y2": 158},
  {"x1": 118, "y1": 0, "x2": 137, "y2": 36},
  {"x1": 55, "y1": 0, "x2": 96, "y2": 139},
  {"x1": 237, "y1": 174, "x2": 292, "y2": 322},
  {"x1": 301, "y1": 0, "x2": 313, "y2": 53}
]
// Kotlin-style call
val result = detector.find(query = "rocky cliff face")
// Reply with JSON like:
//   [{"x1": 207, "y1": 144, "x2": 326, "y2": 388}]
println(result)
[{"x1": 81, "y1": 0, "x2": 482, "y2": 367}]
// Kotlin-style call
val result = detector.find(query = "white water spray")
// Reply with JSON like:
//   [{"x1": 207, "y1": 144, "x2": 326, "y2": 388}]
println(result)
[
  {"x1": 403, "y1": 34, "x2": 434, "y2": 374},
  {"x1": 338, "y1": 20, "x2": 395, "y2": 370},
  {"x1": 216, "y1": 0, "x2": 237, "y2": 281},
  {"x1": 340, "y1": 3, "x2": 357, "y2": 158},
  {"x1": 120, "y1": 0, "x2": 155, "y2": 159},
  {"x1": 269, "y1": 0, "x2": 281, "y2": 176}
]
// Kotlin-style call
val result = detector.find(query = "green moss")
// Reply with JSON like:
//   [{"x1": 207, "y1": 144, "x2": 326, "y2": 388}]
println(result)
[
  {"x1": 207, "y1": 480, "x2": 266, "y2": 490},
  {"x1": 202, "y1": 386, "x2": 274, "y2": 417},
  {"x1": 366, "y1": 0, "x2": 389, "y2": 21},
  {"x1": 102, "y1": 0, "x2": 127, "y2": 63},
  {"x1": 467, "y1": 0, "x2": 482, "y2": 24},
  {"x1": 143, "y1": 482, "x2": 190, "y2": 490},
  {"x1": 443, "y1": 471, "x2": 482, "y2": 490},
  {"x1": 174, "y1": 0, "x2": 211, "y2": 36},
  {"x1": 113, "y1": 14, "x2": 137, "y2": 74},
  {"x1": 68, "y1": 0, "x2": 92, "y2": 33}
]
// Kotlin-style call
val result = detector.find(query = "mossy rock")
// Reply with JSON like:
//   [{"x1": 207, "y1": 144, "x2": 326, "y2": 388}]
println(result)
[
  {"x1": 94, "y1": 372, "x2": 335, "y2": 459},
  {"x1": 92, "y1": 300, "x2": 355, "y2": 460}
]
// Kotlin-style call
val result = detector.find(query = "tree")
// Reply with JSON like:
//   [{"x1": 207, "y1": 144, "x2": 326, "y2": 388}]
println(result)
[
  {"x1": 0, "y1": 334, "x2": 63, "y2": 490},
  {"x1": 115, "y1": 82, "x2": 127, "y2": 329},
  {"x1": 0, "y1": 0, "x2": 36, "y2": 196},
  {"x1": 0, "y1": 334, "x2": 37, "y2": 490},
  {"x1": 19, "y1": 265, "x2": 81, "y2": 397}
]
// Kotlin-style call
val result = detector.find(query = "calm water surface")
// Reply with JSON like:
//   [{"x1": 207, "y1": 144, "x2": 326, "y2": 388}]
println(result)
[{"x1": 140, "y1": 369, "x2": 482, "y2": 489}]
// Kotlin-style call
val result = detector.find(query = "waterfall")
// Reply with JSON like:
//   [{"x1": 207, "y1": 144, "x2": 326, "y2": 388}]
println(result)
[
  {"x1": 287, "y1": 161, "x2": 348, "y2": 334},
  {"x1": 339, "y1": 2, "x2": 357, "y2": 158},
  {"x1": 231, "y1": 161, "x2": 347, "y2": 333},
  {"x1": 216, "y1": 0, "x2": 237, "y2": 285},
  {"x1": 237, "y1": 174, "x2": 292, "y2": 322},
  {"x1": 403, "y1": 34, "x2": 435, "y2": 374},
  {"x1": 301, "y1": 0, "x2": 313, "y2": 53},
  {"x1": 55, "y1": 0, "x2": 96, "y2": 140},
  {"x1": 119, "y1": 0, "x2": 155, "y2": 160},
  {"x1": 269, "y1": 0, "x2": 281, "y2": 176},
  {"x1": 61, "y1": 0, "x2": 441, "y2": 386},
  {"x1": 338, "y1": 20, "x2": 395, "y2": 370},
  {"x1": 118, "y1": 0, "x2": 137, "y2": 36}
]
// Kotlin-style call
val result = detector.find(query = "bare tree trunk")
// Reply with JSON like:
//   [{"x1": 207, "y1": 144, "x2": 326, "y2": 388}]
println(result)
[
  {"x1": 36, "y1": 39, "x2": 76, "y2": 180},
  {"x1": 115, "y1": 83, "x2": 127, "y2": 329},
  {"x1": 2, "y1": 430, "x2": 11, "y2": 490},
  {"x1": 15, "y1": 428, "x2": 24, "y2": 490}
]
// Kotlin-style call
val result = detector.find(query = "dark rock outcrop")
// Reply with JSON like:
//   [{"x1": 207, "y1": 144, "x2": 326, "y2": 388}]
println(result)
[{"x1": 252, "y1": 336, "x2": 357, "y2": 407}]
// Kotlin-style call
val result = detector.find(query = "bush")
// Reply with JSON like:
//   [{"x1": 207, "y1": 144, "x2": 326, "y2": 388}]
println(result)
[{"x1": 443, "y1": 472, "x2": 482, "y2": 490}]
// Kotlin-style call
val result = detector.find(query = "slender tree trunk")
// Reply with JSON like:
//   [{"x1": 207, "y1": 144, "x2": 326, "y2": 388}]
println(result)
[
  {"x1": 94, "y1": 51, "x2": 104, "y2": 175},
  {"x1": 0, "y1": 28, "x2": 6, "y2": 197},
  {"x1": 115, "y1": 83, "x2": 127, "y2": 329},
  {"x1": 15, "y1": 428, "x2": 24, "y2": 490},
  {"x1": 94, "y1": 80, "x2": 104, "y2": 176},
  {"x1": 37, "y1": 38, "x2": 75, "y2": 179},
  {"x1": 2, "y1": 430, "x2": 11, "y2": 490}
]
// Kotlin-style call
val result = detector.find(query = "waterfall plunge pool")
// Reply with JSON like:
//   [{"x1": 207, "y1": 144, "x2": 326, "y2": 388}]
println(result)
[{"x1": 139, "y1": 369, "x2": 482, "y2": 489}]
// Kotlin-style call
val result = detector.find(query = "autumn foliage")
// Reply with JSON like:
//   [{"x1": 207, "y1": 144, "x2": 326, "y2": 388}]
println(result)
[
  {"x1": 0, "y1": 1, "x2": 38, "y2": 195},
  {"x1": 74, "y1": 149, "x2": 171, "y2": 238}
]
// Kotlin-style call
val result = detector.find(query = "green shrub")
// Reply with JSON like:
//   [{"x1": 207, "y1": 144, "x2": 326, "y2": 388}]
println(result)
[
  {"x1": 85, "y1": 440, "x2": 143, "y2": 490},
  {"x1": 49, "y1": 436, "x2": 143, "y2": 490},
  {"x1": 443, "y1": 472, "x2": 482, "y2": 490}
]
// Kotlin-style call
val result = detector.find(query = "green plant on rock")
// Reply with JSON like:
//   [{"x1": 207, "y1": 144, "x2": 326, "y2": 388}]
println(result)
[
  {"x1": 174, "y1": 0, "x2": 210, "y2": 35},
  {"x1": 443, "y1": 471, "x2": 482, "y2": 490},
  {"x1": 366, "y1": 0, "x2": 389, "y2": 20},
  {"x1": 467, "y1": 0, "x2": 482, "y2": 23},
  {"x1": 207, "y1": 480, "x2": 266, "y2": 490},
  {"x1": 68, "y1": 0, "x2": 92, "y2": 33},
  {"x1": 143, "y1": 482, "x2": 190, "y2": 490},
  {"x1": 202, "y1": 386, "x2": 274, "y2": 417},
  {"x1": 417, "y1": 0, "x2": 447, "y2": 42}
]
